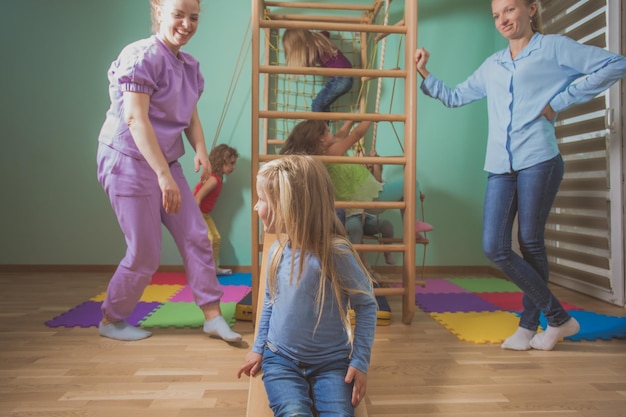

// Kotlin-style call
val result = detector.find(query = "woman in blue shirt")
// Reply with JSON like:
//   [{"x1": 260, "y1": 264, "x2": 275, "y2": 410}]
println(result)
[{"x1": 415, "y1": 0, "x2": 626, "y2": 351}]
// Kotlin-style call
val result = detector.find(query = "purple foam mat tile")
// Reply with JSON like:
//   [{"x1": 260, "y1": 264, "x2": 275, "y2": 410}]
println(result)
[
  {"x1": 45, "y1": 301, "x2": 162, "y2": 328},
  {"x1": 127, "y1": 302, "x2": 162, "y2": 327},
  {"x1": 45, "y1": 301, "x2": 103, "y2": 328},
  {"x1": 415, "y1": 292, "x2": 500, "y2": 313},
  {"x1": 415, "y1": 278, "x2": 469, "y2": 294}
]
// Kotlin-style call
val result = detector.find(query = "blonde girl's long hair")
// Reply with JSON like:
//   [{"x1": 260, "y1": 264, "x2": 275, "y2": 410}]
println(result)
[
  {"x1": 282, "y1": 29, "x2": 339, "y2": 67},
  {"x1": 257, "y1": 155, "x2": 374, "y2": 336}
]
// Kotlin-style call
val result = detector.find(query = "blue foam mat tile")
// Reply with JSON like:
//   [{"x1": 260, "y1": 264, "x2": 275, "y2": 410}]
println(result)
[
  {"x1": 217, "y1": 273, "x2": 252, "y2": 286},
  {"x1": 537, "y1": 310, "x2": 626, "y2": 342}
]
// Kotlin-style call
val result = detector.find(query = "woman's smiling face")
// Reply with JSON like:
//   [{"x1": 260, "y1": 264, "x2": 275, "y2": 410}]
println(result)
[
  {"x1": 492, "y1": 0, "x2": 537, "y2": 41},
  {"x1": 157, "y1": 0, "x2": 200, "y2": 55}
]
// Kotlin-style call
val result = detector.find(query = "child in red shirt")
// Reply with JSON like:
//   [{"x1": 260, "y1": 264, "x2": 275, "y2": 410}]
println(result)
[{"x1": 194, "y1": 144, "x2": 239, "y2": 275}]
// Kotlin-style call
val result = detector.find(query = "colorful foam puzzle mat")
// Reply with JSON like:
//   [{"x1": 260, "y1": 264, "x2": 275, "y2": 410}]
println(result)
[
  {"x1": 45, "y1": 272, "x2": 252, "y2": 329},
  {"x1": 411, "y1": 277, "x2": 626, "y2": 344},
  {"x1": 235, "y1": 283, "x2": 393, "y2": 326},
  {"x1": 349, "y1": 294, "x2": 393, "y2": 326}
]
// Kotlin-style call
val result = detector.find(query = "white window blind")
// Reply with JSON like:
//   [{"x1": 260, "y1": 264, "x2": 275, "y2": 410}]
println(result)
[{"x1": 540, "y1": 0, "x2": 615, "y2": 292}]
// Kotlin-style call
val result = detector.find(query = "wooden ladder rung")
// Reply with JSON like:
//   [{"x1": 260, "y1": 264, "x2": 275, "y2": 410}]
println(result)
[
  {"x1": 352, "y1": 243, "x2": 405, "y2": 252},
  {"x1": 363, "y1": 235, "x2": 429, "y2": 244}
]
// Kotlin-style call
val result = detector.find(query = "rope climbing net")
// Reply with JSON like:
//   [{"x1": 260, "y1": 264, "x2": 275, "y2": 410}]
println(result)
[{"x1": 267, "y1": 29, "x2": 363, "y2": 141}]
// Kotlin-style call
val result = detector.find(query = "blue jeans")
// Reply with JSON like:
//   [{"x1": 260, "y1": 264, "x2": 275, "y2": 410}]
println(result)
[
  {"x1": 482, "y1": 155, "x2": 571, "y2": 330},
  {"x1": 262, "y1": 347, "x2": 354, "y2": 417},
  {"x1": 312, "y1": 76, "x2": 353, "y2": 113},
  {"x1": 336, "y1": 208, "x2": 347, "y2": 225},
  {"x1": 345, "y1": 213, "x2": 393, "y2": 244}
]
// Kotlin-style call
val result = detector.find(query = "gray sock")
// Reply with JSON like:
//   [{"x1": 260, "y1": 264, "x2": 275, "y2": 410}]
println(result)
[{"x1": 99, "y1": 321, "x2": 152, "y2": 341}]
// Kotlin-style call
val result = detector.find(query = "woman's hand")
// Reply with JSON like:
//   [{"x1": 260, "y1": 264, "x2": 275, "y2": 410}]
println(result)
[
  {"x1": 345, "y1": 366, "x2": 368, "y2": 407},
  {"x1": 540, "y1": 103, "x2": 557, "y2": 122},
  {"x1": 122, "y1": 91, "x2": 182, "y2": 214},
  {"x1": 414, "y1": 48, "x2": 431, "y2": 79},
  {"x1": 158, "y1": 172, "x2": 181, "y2": 214},
  {"x1": 194, "y1": 149, "x2": 212, "y2": 183},
  {"x1": 237, "y1": 352, "x2": 263, "y2": 378}
]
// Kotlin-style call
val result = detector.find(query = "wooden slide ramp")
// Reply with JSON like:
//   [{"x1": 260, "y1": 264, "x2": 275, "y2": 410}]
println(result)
[{"x1": 246, "y1": 233, "x2": 368, "y2": 417}]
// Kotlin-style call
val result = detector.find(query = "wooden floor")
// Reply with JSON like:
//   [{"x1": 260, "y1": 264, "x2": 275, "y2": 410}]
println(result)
[{"x1": 1, "y1": 271, "x2": 625, "y2": 417}]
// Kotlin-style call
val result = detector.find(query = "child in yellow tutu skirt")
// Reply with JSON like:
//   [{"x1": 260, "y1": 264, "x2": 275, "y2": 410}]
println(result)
[{"x1": 280, "y1": 119, "x2": 431, "y2": 264}]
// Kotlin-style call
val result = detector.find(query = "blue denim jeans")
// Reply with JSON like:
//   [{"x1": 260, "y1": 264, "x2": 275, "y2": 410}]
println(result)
[
  {"x1": 312, "y1": 76, "x2": 353, "y2": 113},
  {"x1": 482, "y1": 155, "x2": 571, "y2": 330},
  {"x1": 345, "y1": 213, "x2": 393, "y2": 245},
  {"x1": 262, "y1": 347, "x2": 354, "y2": 417}
]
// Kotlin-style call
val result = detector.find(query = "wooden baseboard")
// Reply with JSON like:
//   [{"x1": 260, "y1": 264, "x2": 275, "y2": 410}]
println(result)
[{"x1": 0, "y1": 264, "x2": 500, "y2": 277}]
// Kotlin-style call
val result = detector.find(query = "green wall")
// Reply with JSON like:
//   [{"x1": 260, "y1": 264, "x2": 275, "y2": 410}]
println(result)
[{"x1": 0, "y1": 0, "x2": 500, "y2": 268}]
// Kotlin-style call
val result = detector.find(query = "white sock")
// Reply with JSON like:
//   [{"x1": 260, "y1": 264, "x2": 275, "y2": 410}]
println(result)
[
  {"x1": 99, "y1": 321, "x2": 152, "y2": 341},
  {"x1": 203, "y1": 315, "x2": 242, "y2": 342},
  {"x1": 530, "y1": 317, "x2": 580, "y2": 351},
  {"x1": 216, "y1": 267, "x2": 232, "y2": 276},
  {"x1": 501, "y1": 327, "x2": 536, "y2": 351}
]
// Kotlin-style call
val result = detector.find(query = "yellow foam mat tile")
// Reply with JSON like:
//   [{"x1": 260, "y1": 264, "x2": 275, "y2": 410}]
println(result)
[
  {"x1": 89, "y1": 292, "x2": 107, "y2": 302},
  {"x1": 348, "y1": 310, "x2": 392, "y2": 326},
  {"x1": 89, "y1": 285, "x2": 184, "y2": 303},
  {"x1": 139, "y1": 285, "x2": 184, "y2": 302},
  {"x1": 430, "y1": 311, "x2": 526, "y2": 344}
]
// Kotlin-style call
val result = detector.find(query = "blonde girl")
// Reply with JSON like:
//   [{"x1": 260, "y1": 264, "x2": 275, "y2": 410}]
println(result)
[
  {"x1": 237, "y1": 155, "x2": 377, "y2": 416},
  {"x1": 282, "y1": 29, "x2": 353, "y2": 113}
]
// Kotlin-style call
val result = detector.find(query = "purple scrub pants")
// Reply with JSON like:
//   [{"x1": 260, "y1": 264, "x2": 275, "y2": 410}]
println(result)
[{"x1": 97, "y1": 144, "x2": 223, "y2": 322}]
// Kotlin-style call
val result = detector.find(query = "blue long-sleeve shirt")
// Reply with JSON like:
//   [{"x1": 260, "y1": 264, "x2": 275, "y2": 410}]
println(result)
[
  {"x1": 252, "y1": 241, "x2": 377, "y2": 374},
  {"x1": 421, "y1": 33, "x2": 626, "y2": 174}
]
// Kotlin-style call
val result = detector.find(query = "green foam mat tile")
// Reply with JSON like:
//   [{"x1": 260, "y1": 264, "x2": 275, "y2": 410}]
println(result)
[
  {"x1": 445, "y1": 277, "x2": 521, "y2": 293},
  {"x1": 139, "y1": 302, "x2": 237, "y2": 328}
]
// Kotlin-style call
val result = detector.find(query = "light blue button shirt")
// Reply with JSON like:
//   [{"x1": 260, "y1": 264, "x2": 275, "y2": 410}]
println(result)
[{"x1": 421, "y1": 33, "x2": 626, "y2": 174}]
